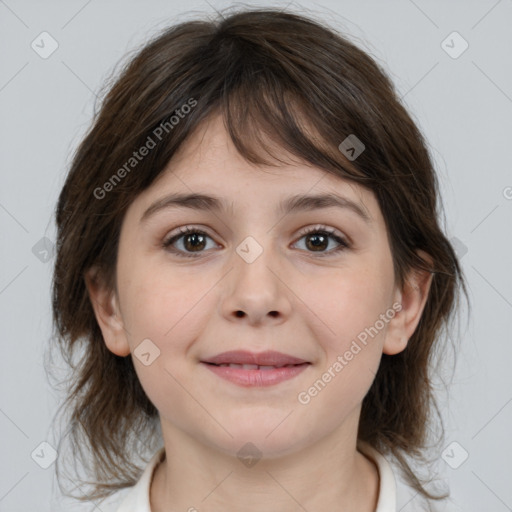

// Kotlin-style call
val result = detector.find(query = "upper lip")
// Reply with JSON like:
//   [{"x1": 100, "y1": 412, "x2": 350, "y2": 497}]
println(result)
[{"x1": 202, "y1": 350, "x2": 310, "y2": 366}]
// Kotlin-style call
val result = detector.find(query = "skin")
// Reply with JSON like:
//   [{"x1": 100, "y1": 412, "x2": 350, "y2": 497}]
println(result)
[{"x1": 86, "y1": 113, "x2": 432, "y2": 512}]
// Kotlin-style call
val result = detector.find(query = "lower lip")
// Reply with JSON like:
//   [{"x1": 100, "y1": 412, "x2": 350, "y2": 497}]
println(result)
[{"x1": 201, "y1": 362, "x2": 310, "y2": 387}]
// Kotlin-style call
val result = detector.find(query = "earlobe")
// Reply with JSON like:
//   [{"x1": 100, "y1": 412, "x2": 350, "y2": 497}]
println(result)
[
  {"x1": 383, "y1": 250, "x2": 433, "y2": 356},
  {"x1": 84, "y1": 267, "x2": 131, "y2": 357}
]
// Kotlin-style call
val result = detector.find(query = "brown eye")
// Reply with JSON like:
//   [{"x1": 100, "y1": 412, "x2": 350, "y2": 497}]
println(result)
[
  {"x1": 163, "y1": 227, "x2": 216, "y2": 258},
  {"x1": 305, "y1": 232, "x2": 329, "y2": 251},
  {"x1": 293, "y1": 226, "x2": 350, "y2": 257}
]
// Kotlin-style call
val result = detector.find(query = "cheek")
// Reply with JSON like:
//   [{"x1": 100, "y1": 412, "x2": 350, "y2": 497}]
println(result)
[
  {"x1": 316, "y1": 264, "x2": 393, "y2": 347},
  {"x1": 119, "y1": 263, "x2": 214, "y2": 353},
  {"x1": 119, "y1": 268, "x2": 213, "y2": 413},
  {"x1": 301, "y1": 263, "x2": 393, "y2": 407},
  {"x1": 305, "y1": 264, "x2": 394, "y2": 404}
]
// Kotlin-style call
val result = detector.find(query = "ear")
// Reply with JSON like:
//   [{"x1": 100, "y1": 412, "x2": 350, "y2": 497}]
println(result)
[
  {"x1": 383, "y1": 250, "x2": 434, "y2": 356},
  {"x1": 84, "y1": 266, "x2": 131, "y2": 357}
]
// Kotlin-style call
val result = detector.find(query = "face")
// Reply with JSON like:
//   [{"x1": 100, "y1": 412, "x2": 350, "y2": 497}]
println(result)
[{"x1": 89, "y1": 113, "x2": 429, "y2": 460}]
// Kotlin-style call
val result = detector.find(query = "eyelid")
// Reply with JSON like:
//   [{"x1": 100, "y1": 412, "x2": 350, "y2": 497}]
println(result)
[
  {"x1": 163, "y1": 224, "x2": 348, "y2": 242},
  {"x1": 295, "y1": 224, "x2": 347, "y2": 241}
]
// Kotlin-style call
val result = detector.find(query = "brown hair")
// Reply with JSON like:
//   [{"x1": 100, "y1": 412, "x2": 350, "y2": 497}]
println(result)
[{"x1": 47, "y1": 6, "x2": 469, "y2": 508}]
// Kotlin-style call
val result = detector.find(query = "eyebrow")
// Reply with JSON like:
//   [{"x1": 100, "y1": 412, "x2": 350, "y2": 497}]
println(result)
[{"x1": 140, "y1": 192, "x2": 372, "y2": 224}]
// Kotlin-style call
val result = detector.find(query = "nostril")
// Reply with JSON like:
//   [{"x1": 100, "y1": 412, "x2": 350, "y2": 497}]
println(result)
[{"x1": 235, "y1": 311, "x2": 245, "y2": 318}]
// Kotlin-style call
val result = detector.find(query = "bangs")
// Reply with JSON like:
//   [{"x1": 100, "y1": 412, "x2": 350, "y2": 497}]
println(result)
[{"x1": 213, "y1": 63, "x2": 369, "y2": 183}]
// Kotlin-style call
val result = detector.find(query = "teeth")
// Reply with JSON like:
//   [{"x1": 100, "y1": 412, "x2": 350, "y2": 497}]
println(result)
[{"x1": 215, "y1": 363, "x2": 299, "y2": 370}]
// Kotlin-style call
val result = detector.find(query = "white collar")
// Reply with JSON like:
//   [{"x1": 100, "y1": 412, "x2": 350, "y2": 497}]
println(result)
[
  {"x1": 114, "y1": 441, "x2": 396, "y2": 511},
  {"x1": 357, "y1": 440, "x2": 397, "y2": 511}
]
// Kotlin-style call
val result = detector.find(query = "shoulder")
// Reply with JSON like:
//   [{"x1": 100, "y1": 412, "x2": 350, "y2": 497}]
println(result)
[{"x1": 92, "y1": 488, "x2": 131, "y2": 512}]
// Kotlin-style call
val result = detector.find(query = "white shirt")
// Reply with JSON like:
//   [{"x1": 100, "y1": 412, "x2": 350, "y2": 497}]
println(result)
[{"x1": 96, "y1": 441, "x2": 396, "y2": 511}]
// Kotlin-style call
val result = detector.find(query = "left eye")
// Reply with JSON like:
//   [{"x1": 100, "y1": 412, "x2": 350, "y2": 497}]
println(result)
[
  {"x1": 294, "y1": 226, "x2": 349, "y2": 256},
  {"x1": 162, "y1": 225, "x2": 350, "y2": 258}
]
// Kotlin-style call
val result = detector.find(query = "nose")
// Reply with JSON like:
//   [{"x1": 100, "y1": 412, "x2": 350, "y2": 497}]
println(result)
[{"x1": 220, "y1": 237, "x2": 292, "y2": 326}]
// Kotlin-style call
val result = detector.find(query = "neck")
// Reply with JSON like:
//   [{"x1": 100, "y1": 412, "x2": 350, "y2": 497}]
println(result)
[{"x1": 150, "y1": 414, "x2": 379, "y2": 511}]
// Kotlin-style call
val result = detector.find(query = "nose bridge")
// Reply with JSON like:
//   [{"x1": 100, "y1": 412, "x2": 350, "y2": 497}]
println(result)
[{"x1": 233, "y1": 233, "x2": 279, "y2": 292}]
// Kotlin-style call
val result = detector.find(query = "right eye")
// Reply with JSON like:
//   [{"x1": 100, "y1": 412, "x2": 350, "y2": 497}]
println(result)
[{"x1": 162, "y1": 226, "x2": 218, "y2": 258}]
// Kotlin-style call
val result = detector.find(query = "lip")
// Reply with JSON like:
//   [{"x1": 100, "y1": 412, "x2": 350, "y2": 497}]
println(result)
[
  {"x1": 201, "y1": 350, "x2": 309, "y2": 366},
  {"x1": 201, "y1": 362, "x2": 310, "y2": 387},
  {"x1": 200, "y1": 350, "x2": 311, "y2": 387}
]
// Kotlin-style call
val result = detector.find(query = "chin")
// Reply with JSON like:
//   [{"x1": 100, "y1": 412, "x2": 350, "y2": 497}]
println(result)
[{"x1": 208, "y1": 421, "x2": 308, "y2": 462}]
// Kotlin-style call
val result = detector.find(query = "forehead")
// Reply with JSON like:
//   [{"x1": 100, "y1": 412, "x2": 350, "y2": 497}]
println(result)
[{"x1": 128, "y1": 113, "x2": 383, "y2": 228}]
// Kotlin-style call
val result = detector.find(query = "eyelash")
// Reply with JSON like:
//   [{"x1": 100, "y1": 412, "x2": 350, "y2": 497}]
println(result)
[{"x1": 162, "y1": 225, "x2": 350, "y2": 259}]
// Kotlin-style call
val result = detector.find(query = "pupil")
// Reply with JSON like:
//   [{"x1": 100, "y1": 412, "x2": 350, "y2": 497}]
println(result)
[
  {"x1": 308, "y1": 233, "x2": 327, "y2": 251},
  {"x1": 185, "y1": 233, "x2": 205, "y2": 251}
]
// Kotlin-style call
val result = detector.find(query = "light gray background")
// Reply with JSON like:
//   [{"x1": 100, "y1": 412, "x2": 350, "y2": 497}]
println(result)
[{"x1": 1, "y1": 0, "x2": 511, "y2": 511}]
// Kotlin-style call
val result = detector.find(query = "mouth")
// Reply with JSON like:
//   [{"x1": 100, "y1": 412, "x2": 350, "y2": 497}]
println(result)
[
  {"x1": 201, "y1": 349, "x2": 310, "y2": 366},
  {"x1": 200, "y1": 350, "x2": 311, "y2": 387}
]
